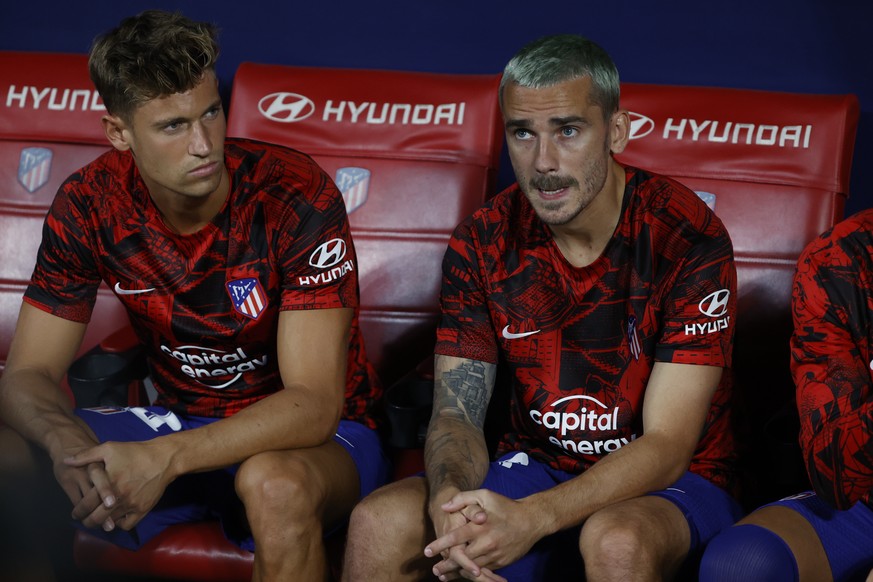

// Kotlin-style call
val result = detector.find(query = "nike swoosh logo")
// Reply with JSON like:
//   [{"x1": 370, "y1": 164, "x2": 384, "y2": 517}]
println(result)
[
  {"x1": 502, "y1": 325, "x2": 541, "y2": 340},
  {"x1": 114, "y1": 282, "x2": 156, "y2": 295}
]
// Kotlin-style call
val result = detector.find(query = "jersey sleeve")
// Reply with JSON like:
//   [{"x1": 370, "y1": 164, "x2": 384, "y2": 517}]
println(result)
[
  {"x1": 23, "y1": 180, "x2": 101, "y2": 323},
  {"x1": 275, "y1": 156, "x2": 359, "y2": 311},
  {"x1": 791, "y1": 225, "x2": 873, "y2": 510},
  {"x1": 655, "y1": 209, "x2": 737, "y2": 368},
  {"x1": 435, "y1": 217, "x2": 499, "y2": 364}
]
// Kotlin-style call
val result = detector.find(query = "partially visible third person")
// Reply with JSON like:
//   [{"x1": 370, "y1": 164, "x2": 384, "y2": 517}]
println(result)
[{"x1": 701, "y1": 209, "x2": 873, "y2": 582}]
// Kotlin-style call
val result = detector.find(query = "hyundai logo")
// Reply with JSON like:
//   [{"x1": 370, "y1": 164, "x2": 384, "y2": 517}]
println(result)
[
  {"x1": 627, "y1": 112, "x2": 655, "y2": 140},
  {"x1": 258, "y1": 92, "x2": 315, "y2": 123},
  {"x1": 309, "y1": 238, "x2": 347, "y2": 269},
  {"x1": 699, "y1": 289, "x2": 730, "y2": 318}
]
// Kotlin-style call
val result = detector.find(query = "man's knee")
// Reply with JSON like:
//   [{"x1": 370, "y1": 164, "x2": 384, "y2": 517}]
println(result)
[
  {"x1": 348, "y1": 476, "x2": 428, "y2": 537},
  {"x1": 580, "y1": 507, "x2": 649, "y2": 562},
  {"x1": 235, "y1": 452, "x2": 325, "y2": 521},
  {"x1": 579, "y1": 497, "x2": 690, "y2": 577},
  {"x1": 344, "y1": 477, "x2": 433, "y2": 580}
]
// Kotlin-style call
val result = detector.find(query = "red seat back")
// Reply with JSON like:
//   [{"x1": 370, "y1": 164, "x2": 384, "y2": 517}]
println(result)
[
  {"x1": 616, "y1": 83, "x2": 860, "y2": 503},
  {"x1": 227, "y1": 63, "x2": 504, "y2": 385},
  {"x1": 0, "y1": 51, "x2": 130, "y2": 372}
]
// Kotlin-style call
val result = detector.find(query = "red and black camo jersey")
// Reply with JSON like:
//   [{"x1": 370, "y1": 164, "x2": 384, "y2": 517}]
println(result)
[
  {"x1": 24, "y1": 138, "x2": 381, "y2": 427},
  {"x1": 436, "y1": 167, "x2": 737, "y2": 490},
  {"x1": 791, "y1": 208, "x2": 873, "y2": 510}
]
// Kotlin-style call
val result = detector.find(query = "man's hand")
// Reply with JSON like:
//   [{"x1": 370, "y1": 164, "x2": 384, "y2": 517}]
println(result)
[
  {"x1": 426, "y1": 490, "x2": 542, "y2": 580},
  {"x1": 427, "y1": 496, "x2": 505, "y2": 582},
  {"x1": 48, "y1": 429, "x2": 120, "y2": 532},
  {"x1": 54, "y1": 454, "x2": 119, "y2": 530},
  {"x1": 64, "y1": 439, "x2": 174, "y2": 531}
]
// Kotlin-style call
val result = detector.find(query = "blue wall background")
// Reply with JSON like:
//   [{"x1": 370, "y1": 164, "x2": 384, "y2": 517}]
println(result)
[{"x1": 2, "y1": 0, "x2": 871, "y2": 216}]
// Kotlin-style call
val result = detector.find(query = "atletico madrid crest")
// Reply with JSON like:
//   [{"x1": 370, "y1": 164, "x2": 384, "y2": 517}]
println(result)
[
  {"x1": 18, "y1": 147, "x2": 53, "y2": 193},
  {"x1": 335, "y1": 167, "x2": 370, "y2": 214},
  {"x1": 227, "y1": 278, "x2": 266, "y2": 320},
  {"x1": 627, "y1": 315, "x2": 641, "y2": 361}
]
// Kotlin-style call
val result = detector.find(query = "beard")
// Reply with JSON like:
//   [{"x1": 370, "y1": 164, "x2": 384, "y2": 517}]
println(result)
[{"x1": 521, "y1": 154, "x2": 609, "y2": 227}]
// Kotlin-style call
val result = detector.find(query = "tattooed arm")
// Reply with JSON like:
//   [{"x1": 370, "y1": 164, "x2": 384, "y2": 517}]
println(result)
[{"x1": 425, "y1": 354, "x2": 496, "y2": 515}]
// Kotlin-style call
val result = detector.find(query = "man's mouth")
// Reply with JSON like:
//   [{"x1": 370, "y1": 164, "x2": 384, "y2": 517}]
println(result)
[
  {"x1": 189, "y1": 161, "x2": 220, "y2": 177},
  {"x1": 530, "y1": 176, "x2": 577, "y2": 199}
]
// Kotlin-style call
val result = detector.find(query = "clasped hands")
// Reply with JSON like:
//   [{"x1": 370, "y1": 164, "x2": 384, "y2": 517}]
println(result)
[
  {"x1": 57, "y1": 440, "x2": 170, "y2": 533},
  {"x1": 426, "y1": 490, "x2": 539, "y2": 582}
]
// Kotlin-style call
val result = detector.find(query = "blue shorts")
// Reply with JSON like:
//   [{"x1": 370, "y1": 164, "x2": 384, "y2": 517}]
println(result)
[
  {"x1": 765, "y1": 491, "x2": 873, "y2": 581},
  {"x1": 74, "y1": 405, "x2": 391, "y2": 551},
  {"x1": 475, "y1": 451, "x2": 742, "y2": 580}
]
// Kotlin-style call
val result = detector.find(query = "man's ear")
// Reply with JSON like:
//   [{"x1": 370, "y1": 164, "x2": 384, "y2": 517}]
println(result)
[
  {"x1": 609, "y1": 110, "x2": 630, "y2": 155},
  {"x1": 101, "y1": 114, "x2": 131, "y2": 152}
]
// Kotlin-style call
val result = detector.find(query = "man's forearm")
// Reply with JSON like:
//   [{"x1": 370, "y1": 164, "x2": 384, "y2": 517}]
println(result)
[
  {"x1": 426, "y1": 355, "x2": 496, "y2": 508},
  {"x1": 0, "y1": 368, "x2": 97, "y2": 461},
  {"x1": 424, "y1": 416, "x2": 490, "y2": 505},
  {"x1": 156, "y1": 383, "x2": 343, "y2": 479},
  {"x1": 524, "y1": 430, "x2": 693, "y2": 536}
]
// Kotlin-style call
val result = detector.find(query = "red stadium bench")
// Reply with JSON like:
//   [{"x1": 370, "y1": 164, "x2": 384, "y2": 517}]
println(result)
[
  {"x1": 615, "y1": 83, "x2": 859, "y2": 507},
  {"x1": 226, "y1": 63, "x2": 505, "y2": 388},
  {"x1": 0, "y1": 51, "x2": 130, "y2": 376}
]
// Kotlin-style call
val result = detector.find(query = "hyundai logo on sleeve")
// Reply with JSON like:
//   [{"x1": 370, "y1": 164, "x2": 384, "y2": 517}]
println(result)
[
  {"x1": 309, "y1": 239, "x2": 347, "y2": 269},
  {"x1": 698, "y1": 289, "x2": 730, "y2": 318}
]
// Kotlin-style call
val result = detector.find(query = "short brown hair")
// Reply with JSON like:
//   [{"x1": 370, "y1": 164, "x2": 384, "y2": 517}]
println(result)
[{"x1": 89, "y1": 10, "x2": 219, "y2": 121}]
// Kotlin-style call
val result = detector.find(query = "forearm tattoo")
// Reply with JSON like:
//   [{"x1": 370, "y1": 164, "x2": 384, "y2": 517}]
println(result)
[
  {"x1": 425, "y1": 359, "x2": 495, "y2": 493},
  {"x1": 436, "y1": 359, "x2": 494, "y2": 428}
]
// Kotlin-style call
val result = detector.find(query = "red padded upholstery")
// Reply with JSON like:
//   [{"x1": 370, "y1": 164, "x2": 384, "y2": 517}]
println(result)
[
  {"x1": 227, "y1": 63, "x2": 504, "y2": 386},
  {"x1": 0, "y1": 52, "x2": 129, "y2": 373},
  {"x1": 73, "y1": 63, "x2": 505, "y2": 580},
  {"x1": 616, "y1": 83, "x2": 859, "y2": 506},
  {"x1": 75, "y1": 522, "x2": 255, "y2": 581}
]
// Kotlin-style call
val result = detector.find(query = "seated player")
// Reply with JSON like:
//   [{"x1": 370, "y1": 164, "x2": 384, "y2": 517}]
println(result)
[
  {"x1": 0, "y1": 10, "x2": 389, "y2": 582},
  {"x1": 342, "y1": 33, "x2": 743, "y2": 582},
  {"x1": 700, "y1": 209, "x2": 873, "y2": 582}
]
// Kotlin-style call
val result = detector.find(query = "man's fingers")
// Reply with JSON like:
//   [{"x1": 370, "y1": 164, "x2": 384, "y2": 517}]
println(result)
[
  {"x1": 86, "y1": 463, "x2": 117, "y2": 510},
  {"x1": 425, "y1": 527, "x2": 464, "y2": 559},
  {"x1": 78, "y1": 500, "x2": 116, "y2": 530},
  {"x1": 63, "y1": 449, "x2": 102, "y2": 468},
  {"x1": 115, "y1": 511, "x2": 142, "y2": 531},
  {"x1": 460, "y1": 503, "x2": 487, "y2": 524},
  {"x1": 70, "y1": 487, "x2": 102, "y2": 520},
  {"x1": 433, "y1": 545, "x2": 481, "y2": 579},
  {"x1": 440, "y1": 490, "x2": 483, "y2": 512}
]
